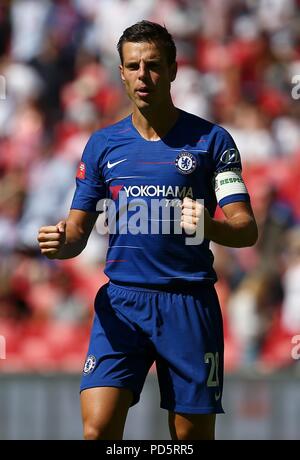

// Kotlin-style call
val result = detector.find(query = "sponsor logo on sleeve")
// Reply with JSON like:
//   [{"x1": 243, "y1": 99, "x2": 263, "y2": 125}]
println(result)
[
  {"x1": 220, "y1": 148, "x2": 240, "y2": 164},
  {"x1": 76, "y1": 161, "x2": 86, "y2": 179}
]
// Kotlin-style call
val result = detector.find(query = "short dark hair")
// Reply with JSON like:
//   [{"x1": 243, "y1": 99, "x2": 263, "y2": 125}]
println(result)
[{"x1": 117, "y1": 20, "x2": 176, "y2": 65}]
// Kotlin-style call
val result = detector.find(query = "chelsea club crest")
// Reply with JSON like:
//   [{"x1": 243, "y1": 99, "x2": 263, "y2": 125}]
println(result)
[
  {"x1": 175, "y1": 151, "x2": 197, "y2": 175},
  {"x1": 83, "y1": 355, "x2": 97, "y2": 375}
]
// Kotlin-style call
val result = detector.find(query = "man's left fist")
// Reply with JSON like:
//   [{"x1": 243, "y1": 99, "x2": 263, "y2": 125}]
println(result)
[{"x1": 180, "y1": 197, "x2": 209, "y2": 234}]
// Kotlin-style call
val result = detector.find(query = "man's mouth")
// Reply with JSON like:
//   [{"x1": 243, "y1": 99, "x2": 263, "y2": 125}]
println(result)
[{"x1": 136, "y1": 87, "x2": 151, "y2": 97}]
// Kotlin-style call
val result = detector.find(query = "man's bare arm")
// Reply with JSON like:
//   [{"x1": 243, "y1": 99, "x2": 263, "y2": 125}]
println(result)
[
  {"x1": 37, "y1": 209, "x2": 99, "y2": 259},
  {"x1": 181, "y1": 198, "x2": 258, "y2": 248}
]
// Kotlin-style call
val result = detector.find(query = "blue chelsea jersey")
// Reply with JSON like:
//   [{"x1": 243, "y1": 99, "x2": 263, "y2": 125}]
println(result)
[{"x1": 71, "y1": 109, "x2": 249, "y2": 290}]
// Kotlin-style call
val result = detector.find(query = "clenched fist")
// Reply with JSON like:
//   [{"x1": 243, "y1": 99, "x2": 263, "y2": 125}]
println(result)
[
  {"x1": 37, "y1": 220, "x2": 66, "y2": 259},
  {"x1": 180, "y1": 197, "x2": 210, "y2": 235}
]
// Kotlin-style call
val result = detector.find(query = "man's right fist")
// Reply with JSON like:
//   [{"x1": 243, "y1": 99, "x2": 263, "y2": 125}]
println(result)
[{"x1": 37, "y1": 220, "x2": 66, "y2": 259}]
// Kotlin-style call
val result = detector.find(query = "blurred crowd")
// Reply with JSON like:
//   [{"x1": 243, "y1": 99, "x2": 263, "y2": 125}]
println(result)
[{"x1": 0, "y1": 0, "x2": 300, "y2": 373}]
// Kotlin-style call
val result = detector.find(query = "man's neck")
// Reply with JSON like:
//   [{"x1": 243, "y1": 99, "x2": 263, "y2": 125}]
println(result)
[{"x1": 132, "y1": 104, "x2": 179, "y2": 141}]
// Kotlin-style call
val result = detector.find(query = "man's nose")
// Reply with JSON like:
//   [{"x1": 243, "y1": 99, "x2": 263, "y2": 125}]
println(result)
[{"x1": 138, "y1": 63, "x2": 147, "y2": 79}]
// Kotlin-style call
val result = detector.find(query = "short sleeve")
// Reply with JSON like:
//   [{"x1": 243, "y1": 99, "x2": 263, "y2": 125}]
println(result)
[
  {"x1": 70, "y1": 132, "x2": 107, "y2": 212},
  {"x1": 211, "y1": 127, "x2": 250, "y2": 208}
]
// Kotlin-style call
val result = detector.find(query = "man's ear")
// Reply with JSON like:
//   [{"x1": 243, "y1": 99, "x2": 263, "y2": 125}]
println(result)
[
  {"x1": 170, "y1": 62, "x2": 177, "y2": 82},
  {"x1": 119, "y1": 64, "x2": 125, "y2": 83}
]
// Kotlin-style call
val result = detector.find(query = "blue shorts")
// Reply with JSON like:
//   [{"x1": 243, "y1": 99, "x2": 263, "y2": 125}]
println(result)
[{"x1": 80, "y1": 282, "x2": 224, "y2": 414}]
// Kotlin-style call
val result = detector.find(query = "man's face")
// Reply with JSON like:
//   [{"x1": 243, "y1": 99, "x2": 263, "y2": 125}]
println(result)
[{"x1": 119, "y1": 41, "x2": 177, "y2": 110}]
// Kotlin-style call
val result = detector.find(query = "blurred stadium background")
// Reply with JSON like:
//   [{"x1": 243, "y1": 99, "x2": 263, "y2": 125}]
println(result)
[{"x1": 0, "y1": 0, "x2": 300, "y2": 440}]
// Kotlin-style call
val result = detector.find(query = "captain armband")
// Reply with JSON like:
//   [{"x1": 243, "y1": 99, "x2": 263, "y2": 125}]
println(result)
[{"x1": 214, "y1": 169, "x2": 248, "y2": 203}]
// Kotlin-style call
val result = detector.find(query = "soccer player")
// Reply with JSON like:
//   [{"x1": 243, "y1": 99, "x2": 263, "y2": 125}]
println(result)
[{"x1": 37, "y1": 21, "x2": 258, "y2": 440}]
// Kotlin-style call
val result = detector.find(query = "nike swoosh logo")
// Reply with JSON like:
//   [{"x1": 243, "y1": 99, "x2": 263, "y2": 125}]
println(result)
[
  {"x1": 214, "y1": 391, "x2": 221, "y2": 401},
  {"x1": 107, "y1": 159, "x2": 127, "y2": 169}
]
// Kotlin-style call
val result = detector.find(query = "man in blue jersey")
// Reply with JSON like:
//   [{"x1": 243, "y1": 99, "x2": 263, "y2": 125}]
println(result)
[{"x1": 38, "y1": 21, "x2": 258, "y2": 440}]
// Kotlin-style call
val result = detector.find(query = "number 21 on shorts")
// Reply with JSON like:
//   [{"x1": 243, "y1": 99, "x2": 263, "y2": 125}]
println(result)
[{"x1": 204, "y1": 352, "x2": 221, "y2": 401}]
